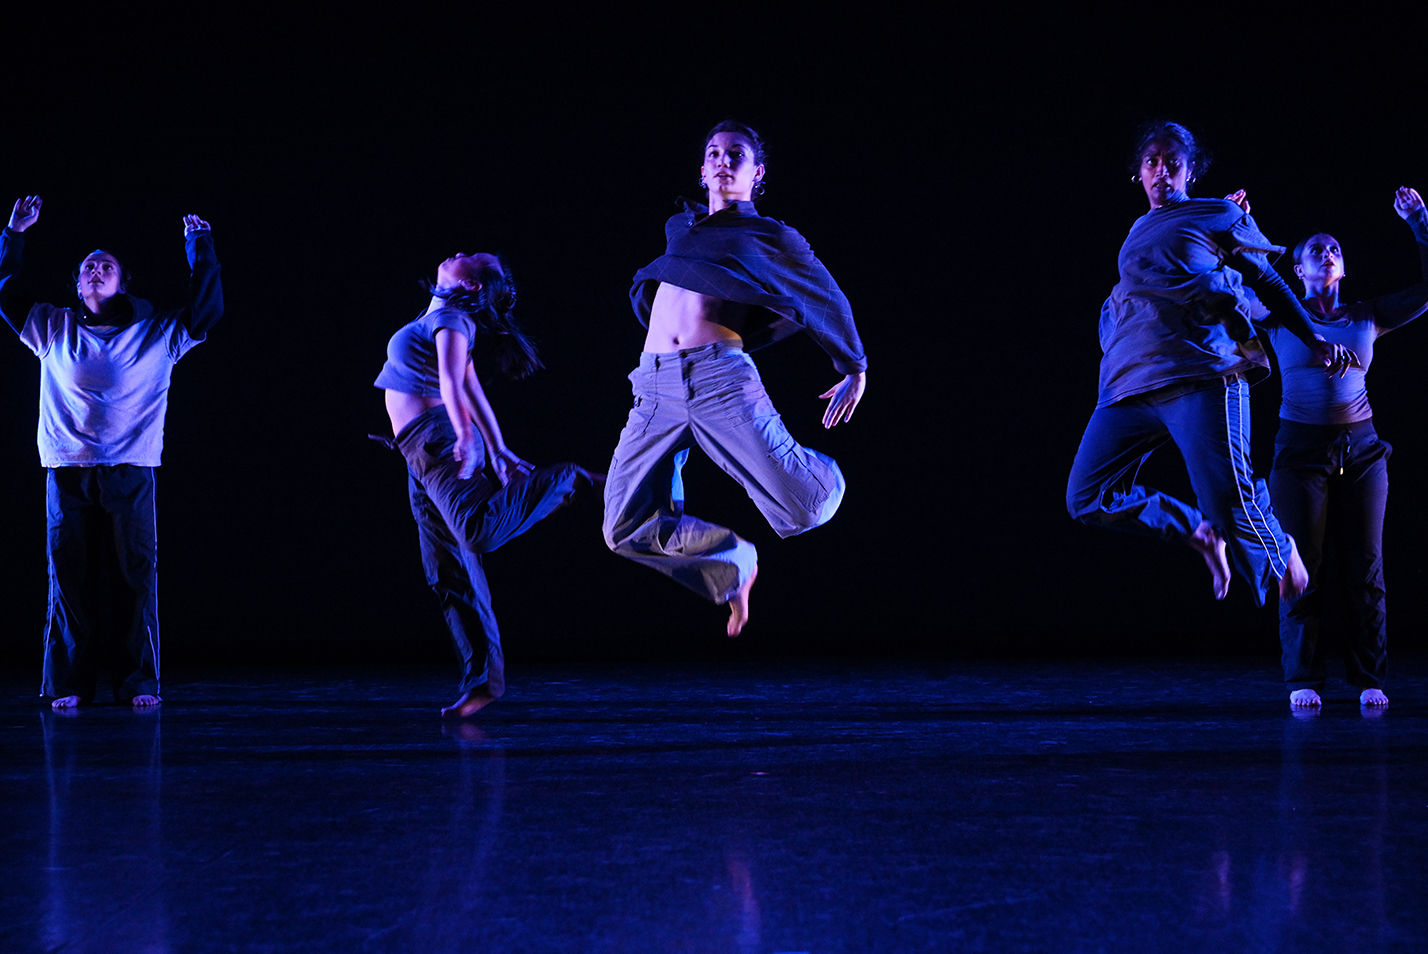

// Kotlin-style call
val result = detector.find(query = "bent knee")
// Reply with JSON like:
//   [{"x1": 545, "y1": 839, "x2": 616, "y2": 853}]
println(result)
[
  {"x1": 602, "y1": 517, "x2": 636, "y2": 554},
  {"x1": 783, "y1": 480, "x2": 846, "y2": 537},
  {"x1": 783, "y1": 511, "x2": 829, "y2": 537}
]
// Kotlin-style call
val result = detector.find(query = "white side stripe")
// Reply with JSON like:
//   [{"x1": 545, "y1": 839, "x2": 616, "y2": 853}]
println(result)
[{"x1": 1225, "y1": 380, "x2": 1287, "y2": 579}]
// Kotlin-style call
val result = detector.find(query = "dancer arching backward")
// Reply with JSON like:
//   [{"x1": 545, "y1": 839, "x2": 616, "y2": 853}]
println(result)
[
  {"x1": 0, "y1": 196, "x2": 224, "y2": 709},
  {"x1": 1066, "y1": 122, "x2": 1356, "y2": 606},
  {"x1": 1265, "y1": 187, "x2": 1428, "y2": 709},
  {"x1": 603, "y1": 121, "x2": 867, "y2": 637},
  {"x1": 375, "y1": 253, "x2": 598, "y2": 717}
]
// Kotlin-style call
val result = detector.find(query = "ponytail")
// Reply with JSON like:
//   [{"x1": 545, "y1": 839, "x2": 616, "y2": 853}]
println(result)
[{"x1": 427, "y1": 256, "x2": 542, "y2": 379}]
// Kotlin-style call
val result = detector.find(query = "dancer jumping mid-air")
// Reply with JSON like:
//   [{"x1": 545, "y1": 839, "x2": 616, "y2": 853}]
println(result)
[
  {"x1": 603, "y1": 121, "x2": 867, "y2": 636},
  {"x1": 1066, "y1": 122, "x2": 1354, "y2": 608}
]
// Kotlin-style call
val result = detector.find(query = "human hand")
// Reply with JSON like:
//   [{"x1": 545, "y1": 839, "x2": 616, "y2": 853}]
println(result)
[
  {"x1": 1224, "y1": 189, "x2": 1251, "y2": 214},
  {"x1": 1311, "y1": 336, "x2": 1359, "y2": 377},
  {"x1": 183, "y1": 214, "x2": 211, "y2": 234},
  {"x1": 1394, "y1": 186, "x2": 1424, "y2": 220},
  {"x1": 490, "y1": 447, "x2": 534, "y2": 487},
  {"x1": 453, "y1": 431, "x2": 483, "y2": 480},
  {"x1": 8, "y1": 195, "x2": 41, "y2": 232},
  {"x1": 819, "y1": 371, "x2": 866, "y2": 428}
]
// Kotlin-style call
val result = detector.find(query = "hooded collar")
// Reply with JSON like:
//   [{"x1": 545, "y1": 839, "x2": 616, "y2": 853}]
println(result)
[{"x1": 77, "y1": 293, "x2": 147, "y2": 330}]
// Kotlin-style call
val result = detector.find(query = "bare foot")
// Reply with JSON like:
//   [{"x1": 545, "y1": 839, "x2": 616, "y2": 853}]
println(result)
[
  {"x1": 1360, "y1": 688, "x2": 1389, "y2": 707},
  {"x1": 1279, "y1": 535, "x2": 1309, "y2": 602},
  {"x1": 441, "y1": 688, "x2": 497, "y2": 718},
  {"x1": 727, "y1": 565, "x2": 758, "y2": 638},
  {"x1": 1187, "y1": 521, "x2": 1230, "y2": 600},
  {"x1": 1289, "y1": 688, "x2": 1322, "y2": 707},
  {"x1": 50, "y1": 695, "x2": 81, "y2": 710},
  {"x1": 130, "y1": 694, "x2": 162, "y2": 708}
]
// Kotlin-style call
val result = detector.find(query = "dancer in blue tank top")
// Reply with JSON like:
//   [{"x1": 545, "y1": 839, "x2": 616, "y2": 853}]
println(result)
[{"x1": 1265, "y1": 187, "x2": 1428, "y2": 708}]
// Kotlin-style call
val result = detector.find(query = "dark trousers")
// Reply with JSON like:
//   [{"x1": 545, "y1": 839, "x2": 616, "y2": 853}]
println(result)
[
  {"x1": 396, "y1": 407, "x2": 589, "y2": 698},
  {"x1": 1067, "y1": 376, "x2": 1293, "y2": 607},
  {"x1": 1269, "y1": 418, "x2": 1389, "y2": 691},
  {"x1": 41, "y1": 465, "x2": 160, "y2": 703}
]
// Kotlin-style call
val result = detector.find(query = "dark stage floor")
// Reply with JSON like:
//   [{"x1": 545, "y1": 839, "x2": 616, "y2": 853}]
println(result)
[{"x1": 2, "y1": 657, "x2": 1427, "y2": 953}]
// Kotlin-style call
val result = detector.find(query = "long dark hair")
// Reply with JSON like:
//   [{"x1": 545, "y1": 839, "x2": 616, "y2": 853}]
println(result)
[{"x1": 427, "y1": 255, "x2": 542, "y2": 379}]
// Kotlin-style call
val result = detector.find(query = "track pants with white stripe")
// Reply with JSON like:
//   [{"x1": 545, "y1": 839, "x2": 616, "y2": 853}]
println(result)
[
  {"x1": 1066, "y1": 375, "x2": 1292, "y2": 607},
  {"x1": 41, "y1": 465, "x2": 161, "y2": 702}
]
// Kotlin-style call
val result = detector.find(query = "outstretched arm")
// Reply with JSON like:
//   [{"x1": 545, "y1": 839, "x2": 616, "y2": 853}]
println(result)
[
  {"x1": 1238, "y1": 249, "x2": 1357, "y2": 376},
  {"x1": 0, "y1": 196, "x2": 41, "y2": 335},
  {"x1": 1372, "y1": 187, "x2": 1428, "y2": 334},
  {"x1": 180, "y1": 213, "x2": 224, "y2": 337},
  {"x1": 768, "y1": 225, "x2": 868, "y2": 423}
]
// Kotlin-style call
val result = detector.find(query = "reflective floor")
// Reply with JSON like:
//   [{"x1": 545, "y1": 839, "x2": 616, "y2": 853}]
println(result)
[{"x1": 2, "y1": 657, "x2": 1426, "y2": 953}]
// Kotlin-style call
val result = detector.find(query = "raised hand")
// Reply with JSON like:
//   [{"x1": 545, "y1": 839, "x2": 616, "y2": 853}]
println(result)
[
  {"x1": 8, "y1": 195, "x2": 42, "y2": 232},
  {"x1": 1223, "y1": 189, "x2": 1251, "y2": 214},
  {"x1": 1394, "y1": 186, "x2": 1424, "y2": 220},
  {"x1": 819, "y1": 371, "x2": 866, "y2": 429},
  {"x1": 182, "y1": 214, "x2": 212, "y2": 234}
]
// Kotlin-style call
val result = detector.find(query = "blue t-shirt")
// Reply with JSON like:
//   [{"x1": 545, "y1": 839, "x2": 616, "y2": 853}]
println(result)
[
  {"x1": 1097, "y1": 198, "x2": 1284, "y2": 407},
  {"x1": 1267, "y1": 308, "x2": 1377, "y2": 425},
  {"x1": 374, "y1": 300, "x2": 479, "y2": 398},
  {"x1": 1262, "y1": 208, "x2": 1428, "y2": 425}
]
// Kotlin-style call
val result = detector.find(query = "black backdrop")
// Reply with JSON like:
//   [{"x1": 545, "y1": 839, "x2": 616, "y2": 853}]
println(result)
[{"x1": 1, "y1": 11, "x2": 1424, "y2": 668}]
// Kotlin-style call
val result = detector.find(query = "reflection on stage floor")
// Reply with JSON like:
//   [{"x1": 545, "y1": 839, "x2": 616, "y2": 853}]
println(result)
[{"x1": 2, "y1": 657, "x2": 1425, "y2": 952}]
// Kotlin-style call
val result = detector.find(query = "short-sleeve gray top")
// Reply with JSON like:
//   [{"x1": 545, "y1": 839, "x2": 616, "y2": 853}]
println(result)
[{"x1": 374, "y1": 299, "x2": 479, "y2": 398}]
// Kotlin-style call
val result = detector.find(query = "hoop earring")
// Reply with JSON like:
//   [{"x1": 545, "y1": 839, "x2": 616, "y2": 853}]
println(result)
[
  {"x1": 753, "y1": 180, "x2": 766, "y2": 199},
  {"x1": 699, "y1": 178, "x2": 707, "y2": 189}
]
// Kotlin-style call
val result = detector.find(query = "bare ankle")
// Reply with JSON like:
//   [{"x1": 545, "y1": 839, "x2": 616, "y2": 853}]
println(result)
[
  {"x1": 1188, "y1": 521, "x2": 1230, "y2": 600},
  {"x1": 727, "y1": 564, "x2": 759, "y2": 638}
]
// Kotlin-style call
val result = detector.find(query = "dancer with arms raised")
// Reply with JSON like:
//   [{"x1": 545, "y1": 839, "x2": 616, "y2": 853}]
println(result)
[{"x1": 0, "y1": 196, "x2": 224, "y2": 708}]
